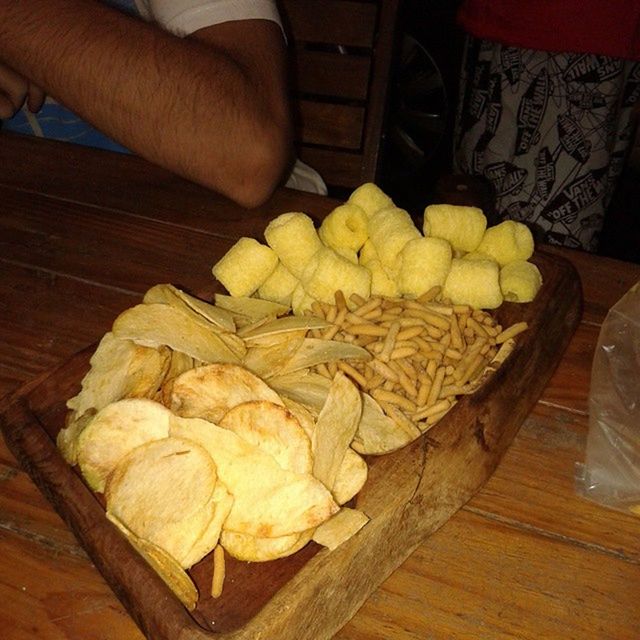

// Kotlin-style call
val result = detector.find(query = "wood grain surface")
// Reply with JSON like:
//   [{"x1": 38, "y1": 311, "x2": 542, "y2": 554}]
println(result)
[{"x1": 1, "y1": 133, "x2": 639, "y2": 640}]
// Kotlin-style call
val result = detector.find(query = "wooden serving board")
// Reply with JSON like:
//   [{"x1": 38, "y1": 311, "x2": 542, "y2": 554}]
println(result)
[{"x1": 0, "y1": 249, "x2": 582, "y2": 640}]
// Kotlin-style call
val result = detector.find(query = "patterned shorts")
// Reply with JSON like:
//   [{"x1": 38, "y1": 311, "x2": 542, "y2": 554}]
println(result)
[{"x1": 453, "y1": 37, "x2": 640, "y2": 252}]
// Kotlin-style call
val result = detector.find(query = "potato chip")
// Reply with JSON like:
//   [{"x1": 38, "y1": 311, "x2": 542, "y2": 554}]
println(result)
[
  {"x1": 242, "y1": 331, "x2": 307, "y2": 379},
  {"x1": 106, "y1": 436, "x2": 217, "y2": 562},
  {"x1": 57, "y1": 409, "x2": 96, "y2": 466},
  {"x1": 165, "y1": 363, "x2": 284, "y2": 424},
  {"x1": 213, "y1": 294, "x2": 289, "y2": 321},
  {"x1": 112, "y1": 303, "x2": 241, "y2": 364},
  {"x1": 67, "y1": 332, "x2": 170, "y2": 416},
  {"x1": 219, "y1": 400, "x2": 312, "y2": 474},
  {"x1": 277, "y1": 338, "x2": 371, "y2": 376},
  {"x1": 220, "y1": 528, "x2": 313, "y2": 562},
  {"x1": 143, "y1": 283, "x2": 236, "y2": 333},
  {"x1": 312, "y1": 372, "x2": 362, "y2": 492},
  {"x1": 76, "y1": 398, "x2": 173, "y2": 492},
  {"x1": 239, "y1": 315, "x2": 331, "y2": 340},
  {"x1": 312, "y1": 507, "x2": 369, "y2": 550},
  {"x1": 169, "y1": 416, "x2": 338, "y2": 537},
  {"x1": 109, "y1": 516, "x2": 199, "y2": 611},
  {"x1": 333, "y1": 448, "x2": 368, "y2": 505}
]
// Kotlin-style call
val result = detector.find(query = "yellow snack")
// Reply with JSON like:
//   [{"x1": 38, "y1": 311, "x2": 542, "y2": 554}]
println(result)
[
  {"x1": 263, "y1": 212, "x2": 323, "y2": 278},
  {"x1": 463, "y1": 250, "x2": 495, "y2": 262},
  {"x1": 318, "y1": 202, "x2": 368, "y2": 252},
  {"x1": 423, "y1": 204, "x2": 487, "y2": 253},
  {"x1": 301, "y1": 247, "x2": 371, "y2": 306},
  {"x1": 476, "y1": 220, "x2": 534, "y2": 266},
  {"x1": 358, "y1": 239, "x2": 378, "y2": 266},
  {"x1": 366, "y1": 258, "x2": 399, "y2": 297},
  {"x1": 291, "y1": 283, "x2": 316, "y2": 316},
  {"x1": 333, "y1": 247, "x2": 359, "y2": 264},
  {"x1": 367, "y1": 206, "x2": 421, "y2": 269},
  {"x1": 443, "y1": 258, "x2": 503, "y2": 309},
  {"x1": 212, "y1": 237, "x2": 278, "y2": 297},
  {"x1": 347, "y1": 182, "x2": 394, "y2": 218},
  {"x1": 398, "y1": 236, "x2": 452, "y2": 298},
  {"x1": 500, "y1": 260, "x2": 543, "y2": 302},
  {"x1": 257, "y1": 262, "x2": 299, "y2": 306}
]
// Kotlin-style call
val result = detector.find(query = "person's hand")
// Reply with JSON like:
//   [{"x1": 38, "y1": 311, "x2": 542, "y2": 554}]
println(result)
[{"x1": 0, "y1": 61, "x2": 45, "y2": 118}]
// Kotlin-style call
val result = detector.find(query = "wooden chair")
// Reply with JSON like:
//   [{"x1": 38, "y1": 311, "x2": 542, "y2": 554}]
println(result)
[{"x1": 279, "y1": 0, "x2": 401, "y2": 194}]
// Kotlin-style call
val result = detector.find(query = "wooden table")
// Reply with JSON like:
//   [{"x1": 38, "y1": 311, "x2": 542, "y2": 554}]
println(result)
[{"x1": 1, "y1": 133, "x2": 639, "y2": 640}]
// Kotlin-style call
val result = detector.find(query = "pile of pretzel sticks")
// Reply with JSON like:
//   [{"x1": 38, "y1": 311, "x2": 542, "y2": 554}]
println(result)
[{"x1": 306, "y1": 287, "x2": 528, "y2": 434}]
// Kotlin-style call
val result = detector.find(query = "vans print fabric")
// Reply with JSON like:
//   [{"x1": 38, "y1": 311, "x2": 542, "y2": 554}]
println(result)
[{"x1": 454, "y1": 37, "x2": 640, "y2": 252}]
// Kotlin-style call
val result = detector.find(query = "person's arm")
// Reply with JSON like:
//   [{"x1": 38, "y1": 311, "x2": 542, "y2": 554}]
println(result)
[{"x1": 0, "y1": 0, "x2": 293, "y2": 207}]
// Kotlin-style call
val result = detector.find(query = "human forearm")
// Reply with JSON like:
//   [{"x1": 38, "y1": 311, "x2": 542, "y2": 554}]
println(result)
[{"x1": 0, "y1": 0, "x2": 293, "y2": 206}]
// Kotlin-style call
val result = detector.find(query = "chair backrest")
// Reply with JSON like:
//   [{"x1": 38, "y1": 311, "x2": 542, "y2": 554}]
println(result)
[{"x1": 279, "y1": 0, "x2": 401, "y2": 192}]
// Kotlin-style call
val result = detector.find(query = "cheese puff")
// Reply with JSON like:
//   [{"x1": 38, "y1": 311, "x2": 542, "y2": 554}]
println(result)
[
  {"x1": 476, "y1": 220, "x2": 534, "y2": 266},
  {"x1": 291, "y1": 283, "x2": 316, "y2": 316},
  {"x1": 348, "y1": 182, "x2": 394, "y2": 218},
  {"x1": 318, "y1": 203, "x2": 368, "y2": 252},
  {"x1": 366, "y1": 258, "x2": 400, "y2": 297},
  {"x1": 333, "y1": 247, "x2": 359, "y2": 264},
  {"x1": 212, "y1": 237, "x2": 278, "y2": 297},
  {"x1": 500, "y1": 260, "x2": 543, "y2": 303},
  {"x1": 358, "y1": 239, "x2": 379, "y2": 266},
  {"x1": 423, "y1": 204, "x2": 487, "y2": 253},
  {"x1": 257, "y1": 262, "x2": 299, "y2": 306},
  {"x1": 302, "y1": 247, "x2": 371, "y2": 306},
  {"x1": 463, "y1": 251, "x2": 495, "y2": 262},
  {"x1": 443, "y1": 258, "x2": 503, "y2": 309},
  {"x1": 264, "y1": 212, "x2": 323, "y2": 278},
  {"x1": 367, "y1": 206, "x2": 421, "y2": 269},
  {"x1": 398, "y1": 237, "x2": 452, "y2": 298}
]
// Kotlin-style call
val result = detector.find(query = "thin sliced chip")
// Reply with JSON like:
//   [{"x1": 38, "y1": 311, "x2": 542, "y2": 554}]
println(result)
[
  {"x1": 242, "y1": 332, "x2": 306, "y2": 379},
  {"x1": 269, "y1": 370, "x2": 332, "y2": 415},
  {"x1": 143, "y1": 283, "x2": 236, "y2": 333},
  {"x1": 57, "y1": 409, "x2": 96, "y2": 465},
  {"x1": 112, "y1": 303, "x2": 241, "y2": 364},
  {"x1": 67, "y1": 332, "x2": 170, "y2": 416},
  {"x1": 277, "y1": 338, "x2": 371, "y2": 376},
  {"x1": 219, "y1": 400, "x2": 312, "y2": 474},
  {"x1": 106, "y1": 437, "x2": 217, "y2": 560},
  {"x1": 333, "y1": 448, "x2": 368, "y2": 505},
  {"x1": 312, "y1": 507, "x2": 369, "y2": 550},
  {"x1": 280, "y1": 396, "x2": 316, "y2": 439},
  {"x1": 351, "y1": 393, "x2": 419, "y2": 455},
  {"x1": 165, "y1": 363, "x2": 284, "y2": 424},
  {"x1": 240, "y1": 315, "x2": 331, "y2": 340},
  {"x1": 220, "y1": 528, "x2": 313, "y2": 562},
  {"x1": 213, "y1": 294, "x2": 289, "y2": 321},
  {"x1": 109, "y1": 516, "x2": 199, "y2": 611},
  {"x1": 76, "y1": 398, "x2": 173, "y2": 492},
  {"x1": 312, "y1": 372, "x2": 362, "y2": 492},
  {"x1": 179, "y1": 482, "x2": 234, "y2": 569},
  {"x1": 170, "y1": 416, "x2": 338, "y2": 537}
]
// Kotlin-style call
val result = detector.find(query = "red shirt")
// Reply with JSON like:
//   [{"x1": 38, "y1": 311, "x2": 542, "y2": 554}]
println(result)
[{"x1": 457, "y1": 0, "x2": 640, "y2": 60}]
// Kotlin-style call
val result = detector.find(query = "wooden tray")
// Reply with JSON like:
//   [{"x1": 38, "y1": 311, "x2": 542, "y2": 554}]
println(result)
[{"x1": 0, "y1": 250, "x2": 582, "y2": 640}]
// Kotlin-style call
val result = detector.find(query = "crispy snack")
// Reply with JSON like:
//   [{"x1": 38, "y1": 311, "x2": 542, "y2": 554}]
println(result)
[
  {"x1": 423, "y1": 204, "x2": 487, "y2": 253},
  {"x1": 347, "y1": 182, "x2": 394, "y2": 217},
  {"x1": 219, "y1": 528, "x2": 313, "y2": 562},
  {"x1": 476, "y1": 220, "x2": 534, "y2": 266},
  {"x1": 164, "y1": 362, "x2": 284, "y2": 424},
  {"x1": 500, "y1": 260, "x2": 543, "y2": 303},
  {"x1": 367, "y1": 206, "x2": 421, "y2": 268},
  {"x1": 312, "y1": 507, "x2": 369, "y2": 551},
  {"x1": 318, "y1": 202, "x2": 369, "y2": 252},
  {"x1": 398, "y1": 236, "x2": 452, "y2": 298},
  {"x1": 443, "y1": 258, "x2": 503, "y2": 309},
  {"x1": 211, "y1": 544, "x2": 226, "y2": 598},
  {"x1": 76, "y1": 398, "x2": 172, "y2": 492},
  {"x1": 257, "y1": 262, "x2": 300, "y2": 307}
]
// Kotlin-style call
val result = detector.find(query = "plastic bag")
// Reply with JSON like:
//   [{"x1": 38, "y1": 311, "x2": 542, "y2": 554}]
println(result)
[{"x1": 575, "y1": 281, "x2": 640, "y2": 515}]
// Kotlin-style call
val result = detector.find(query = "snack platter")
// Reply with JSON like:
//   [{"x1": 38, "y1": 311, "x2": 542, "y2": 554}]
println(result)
[{"x1": 0, "y1": 249, "x2": 582, "y2": 640}]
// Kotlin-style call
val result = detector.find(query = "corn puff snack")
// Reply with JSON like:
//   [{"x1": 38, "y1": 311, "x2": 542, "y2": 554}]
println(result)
[
  {"x1": 258, "y1": 262, "x2": 299, "y2": 306},
  {"x1": 319, "y1": 203, "x2": 369, "y2": 252},
  {"x1": 443, "y1": 258, "x2": 503, "y2": 309},
  {"x1": 291, "y1": 283, "x2": 316, "y2": 316},
  {"x1": 348, "y1": 182, "x2": 394, "y2": 218},
  {"x1": 212, "y1": 237, "x2": 278, "y2": 297},
  {"x1": 366, "y1": 258, "x2": 400, "y2": 297},
  {"x1": 398, "y1": 237, "x2": 452, "y2": 298},
  {"x1": 500, "y1": 260, "x2": 543, "y2": 303},
  {"x1": 423, "y1": 204, "x2": 487, "y2": 253},
  {"x1": 302, "y1": 247, "x2": 371, "y2": 306},
  {"x1": 476, "y1": 220, "x2": 534, "y2": 266},
  {"x1": 367, "y1": 206, "x2": 421, "y2": 268},
  {"x1": 358, "y1": 239, "x2": 379, "y2": 267},
  {"x1": 264, "y1": 212, "x2": 323, "y2": 278}
]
